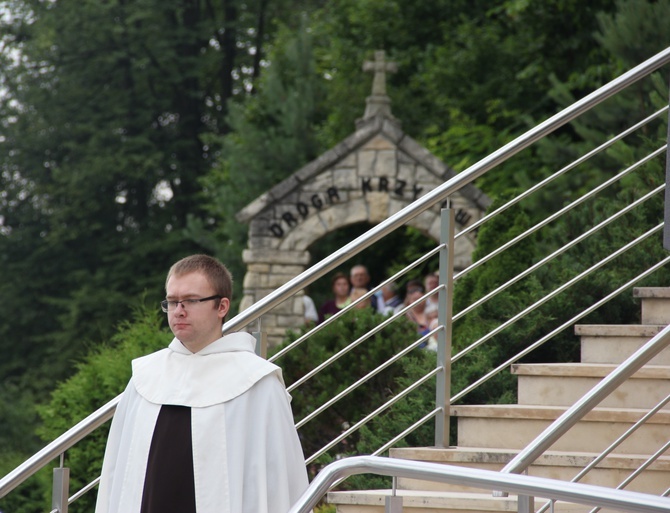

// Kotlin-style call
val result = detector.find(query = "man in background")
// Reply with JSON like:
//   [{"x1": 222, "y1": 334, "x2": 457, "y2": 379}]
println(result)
[{"x1": 350, "y1": 264, "x2": 378, "y2": 311}]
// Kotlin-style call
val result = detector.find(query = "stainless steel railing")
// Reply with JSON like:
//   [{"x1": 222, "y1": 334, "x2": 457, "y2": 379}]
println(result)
[
  {"x1": 286, "y1": 456, "x2": 670, "y2": 513},
  {"x1": 2, "y1": 46, "x2": 670, "y2": 510},
  {"x1": 499, "y1": 323, "x2": 670, "y2": 476},
  {"x1": 221, "y1": 46, "x2": 670, "y2": 335}
]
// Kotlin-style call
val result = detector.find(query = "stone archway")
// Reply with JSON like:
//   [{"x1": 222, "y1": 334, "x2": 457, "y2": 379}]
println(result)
[{"x1": 236, "y1": 51, "x2": 490, "y2": 344}]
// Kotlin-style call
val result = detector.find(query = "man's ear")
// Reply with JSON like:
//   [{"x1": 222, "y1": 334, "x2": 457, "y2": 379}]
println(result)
[{"x1": 218, "y1": 298, "x2": 231, "y2": 319}]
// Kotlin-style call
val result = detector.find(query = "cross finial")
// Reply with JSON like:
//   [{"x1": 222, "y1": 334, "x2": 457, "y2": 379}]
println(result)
[
  {"x1": 360, "y1": 50, "x2": 398, "y2": 121},
  {"x1": 363, "y1": 50, "x2": 397, "y2": 96}
]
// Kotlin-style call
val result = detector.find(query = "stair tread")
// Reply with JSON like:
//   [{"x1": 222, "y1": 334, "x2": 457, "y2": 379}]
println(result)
[
  {"x1": 511, "y1": 362, "x2": 670, "y2": 378},
  {"x1": 327, "y1": 489, "x2": 606, "y2": 511},
  {"x1": 574, "y1": 324, "x2": 667, "y2": 337},
  {"x1": 450, "y1": 404, "x2": 670, "y2": 423},
  {"x1": 633, "y1": 287, "x2": 670, "y2": 298},
  {"x1": 327, "y1": 489, "x2": 518, "y2": 509},
  {"x1": 389, "y1": 446, "x2": 670, "y2": 468}
]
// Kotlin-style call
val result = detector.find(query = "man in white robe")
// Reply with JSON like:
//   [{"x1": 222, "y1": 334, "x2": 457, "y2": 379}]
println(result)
[{"x1": 95, "y1": 254, "x2": 309, "y2": 513}]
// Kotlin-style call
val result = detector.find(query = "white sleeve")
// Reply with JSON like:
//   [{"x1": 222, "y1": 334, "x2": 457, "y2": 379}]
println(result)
[
  {"x1": 95, "y1": 383, "x2": 133, "y2": 513},
  {"x1": 224, "y1": 373, "x2": 309, "y2": 513}
]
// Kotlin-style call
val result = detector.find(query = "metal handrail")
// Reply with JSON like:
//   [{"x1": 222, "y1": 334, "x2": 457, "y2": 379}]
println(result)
[
  {"x1": 306, "y1": 366, "x2": 441, "y2": 464},
  {"x1": 576, "y1": 392, "x2": 670, "y2": 479},
  {"x1": 270, "y1": 244, "x2": 443, "y2": 363},
  {"x1": 454, "y1": 184, "x2": 665, "y2": 321},
  {"x1": 536, "y1": 392, "x2": 670, "y2": 513},
  {"x1": 2, "y1": 46, "x2": 670, "y2": 502},
  {"x1": 454, "y1": 146, "x2": 666, "y2": 280},
  {"x1": 287, "y1": 288, "x2": 439, "y2": 393},
  {"x1": 295, "y1": 333, "x2": 434, "y2": 429},
  {"x1": 453, "y1": 251, "x2": 670, "y2": 404},
  {"x1": 286, "y1": 455, "x2": 670, "y2": 513},
  {"x1": 220, "y1": 46, "x2": 670, "y2": 335},
  {"x1": 0, "y1": 396, "x2": 118, "y2": 499},
  {"x1": 453, "y1": 222, "x2": 665, "y2": 363},
  {"x1": 454, "y1": 105, "x2": 669, "y2": 240},
  {"x1": 500, "y1": 323, "x2": 670, "y2": 476}
]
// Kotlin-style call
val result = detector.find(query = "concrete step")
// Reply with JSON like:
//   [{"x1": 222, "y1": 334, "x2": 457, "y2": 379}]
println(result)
[
  {"x1": 387, "y1": 447, "x2": 670, "y2": 495},
  {"x1": 512, "y1": 362, "x2": 670, "y2": 410},
  {"x1": 634, "y1": 287, "x2": 670, "y2": 325},
  {"x1": 327, "y1": 489, "x2": 594, "y2": 513},
  {"x1": 575, "y1": 324, "x2": 670, "y2": 365},
  {"x1": 451, "y1": 405, "x2": 670, "y2": 455}
]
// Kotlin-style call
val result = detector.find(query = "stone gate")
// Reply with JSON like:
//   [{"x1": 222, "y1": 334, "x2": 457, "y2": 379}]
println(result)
[{"x1": 236, "y1": 51, "x2": 490, "y2": 344}]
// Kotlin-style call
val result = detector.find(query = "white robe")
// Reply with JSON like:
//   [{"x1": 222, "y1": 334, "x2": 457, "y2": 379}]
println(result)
[{"x1": 95, "y1": 332, "x2": 309, "y2": 513}]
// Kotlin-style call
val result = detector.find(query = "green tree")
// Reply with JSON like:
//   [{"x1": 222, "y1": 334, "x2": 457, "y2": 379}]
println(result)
[
  {"x1": 276, "y1": 308, "x2": 435, "y2": 480},
  {"x1": 0, "y1": 0, "x2": 312, "y2": 458},
  {"x1": 195, "y1": 21, "x2": 326, "y2": 299}
]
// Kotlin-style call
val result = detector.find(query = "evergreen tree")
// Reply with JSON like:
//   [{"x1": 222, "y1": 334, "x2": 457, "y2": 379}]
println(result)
[{"x1": 195, "y1": 21, "x2": 325, "y2": 298}]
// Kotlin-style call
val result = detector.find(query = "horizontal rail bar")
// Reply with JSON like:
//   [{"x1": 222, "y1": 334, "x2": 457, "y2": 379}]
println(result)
[
  {"x1": 3, "y1": 46, "x2": 669, "y2": 502},
  {"x1": 221, "y1": 47, "x2": 670, "y2": 335},
  {"x1": 455, "y1": 184, "x2": 664, "y2": 321},
  {"x1": 270, "y1": 244, "x2": 443, "y2": 363},
  {"x1": 295, "y1": 333, "x2": 434, "y2": 428},
  {"x1": 452, "y1": 246, "x2": 670, "y2": 404},
  {"x1": 0, "y1": 398, "x2": 117, "y2": 499},
  {"x1": 453, "y1": 223, "x2": 664, "y2": 363},
  {"x1": 306, "y1": 366, "x2": 440, "y2": 464},
  {"x1": 456, "y1": 105, "x2": 669, "y2": 240},
  {"x1": 501, "y1": 322, "x2": 670, "y2": 476},
  {"x1": 287, "y1": 456, "x2": 670, "y2": 513},
  {"x1": 456, "y1": 146, "x2": 665, "y2": 280}
]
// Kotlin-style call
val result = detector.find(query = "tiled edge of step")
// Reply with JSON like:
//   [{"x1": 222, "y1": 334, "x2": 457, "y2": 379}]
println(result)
[
  {"x1": 327, "y1": 488, "x2": 595, "y2": 512},
  {"x1": 574, "y1": 324, "x2": 670, "y2": 365}
]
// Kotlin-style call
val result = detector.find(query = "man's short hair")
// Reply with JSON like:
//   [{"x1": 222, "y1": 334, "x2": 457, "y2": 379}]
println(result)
[
  {"x1": 350, "y1": 264, "x2": 369, "y2": 277},
  {"x1": 166, "y1": 254, "x2": 233, "y2": 302}
]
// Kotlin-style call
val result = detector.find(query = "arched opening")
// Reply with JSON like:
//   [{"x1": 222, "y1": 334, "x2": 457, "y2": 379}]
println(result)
[{"x1": 306, "y1": 223, "x2": 438, "y2": 312}]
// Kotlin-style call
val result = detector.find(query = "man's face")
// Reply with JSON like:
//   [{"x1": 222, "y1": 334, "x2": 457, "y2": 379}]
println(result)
[
  {"x1": 350, "y1": 266, "x2": 370, "y2": 288},
  {"x1": 165, "y1": 271, "x2": 230, "y2": 353}
]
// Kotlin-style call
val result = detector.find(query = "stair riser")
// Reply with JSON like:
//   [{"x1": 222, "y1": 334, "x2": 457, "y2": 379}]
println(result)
[
  {"x1": 640, "y1": 298, "x2": 670, "y2": 324},
  {"x1": 397, "y1": 463, "x2": 670, "y2": 495},
  {"x1": 334, "y1": 504, "x2": 504, "y2": 513},
  {"x1": 334, "y1": 506, "x2": 627, "y2": 513},
  {"x1": 580, "y1": 336, "x2": 670, "y2": 365},
  {"x1": 456, "y1": 417, "x2": 667, "y2": 455},
  {"x1": 333, "y1": 504, "x2": 577, "y2": 513},
  {"x1": 331, "y1": 495, "x2": 632, "y2": 513},
  {"x1": 517, "y1": 375, "x2": 670, "y2": 410}
]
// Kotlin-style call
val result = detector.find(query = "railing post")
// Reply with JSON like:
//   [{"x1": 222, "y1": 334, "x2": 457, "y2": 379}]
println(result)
[
  {"x1": 663, "y1": 75, "x2": 670, "y2": 250},
  {"x1": 518, "y1": 493, "x2": 534, "y2": 513},
  {"x1": 435, "y1": 207, "x2": 455, "y2": 447},
  {"x1": 253, "y1": 327, "x2": 268, "y2": 359},
  {"x1": 52, "y1": 453, "x2": 69, "y2": 513},
  {"x1": 385, "y1": 477, "x2": 403, "y2": 512}
]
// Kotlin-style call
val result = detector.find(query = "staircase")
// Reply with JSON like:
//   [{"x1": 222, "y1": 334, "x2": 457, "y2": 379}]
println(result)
[{"x1": 327, "y1": 287, "x2": 670, "y2": 512}]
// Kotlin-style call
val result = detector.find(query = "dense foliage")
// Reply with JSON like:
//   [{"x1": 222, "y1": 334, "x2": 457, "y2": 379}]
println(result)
[
  {"x1": 275, "y1": 307, "x2": 435, "y2": 474},
  {"x1": 0, "y1": 305, "x2": 171, "y2": 513},
  {"x1": 1, "y1": 0, "x2": 670, "y2": 507}
]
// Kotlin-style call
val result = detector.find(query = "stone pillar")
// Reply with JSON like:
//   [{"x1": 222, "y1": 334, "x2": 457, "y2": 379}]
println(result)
[{"x1": 239, "y1": 248, "x2": 311, "y2": 347}]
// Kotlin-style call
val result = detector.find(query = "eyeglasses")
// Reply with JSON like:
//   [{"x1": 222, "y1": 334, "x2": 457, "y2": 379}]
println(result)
[{"x1": 161, "y1": 295, "x2": 222, "y2": 313}]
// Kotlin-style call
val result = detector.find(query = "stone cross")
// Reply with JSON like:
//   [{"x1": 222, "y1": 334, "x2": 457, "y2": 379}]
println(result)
[
  {"x1": 361, "y1": 50, "x2": 398, "y2": 121},
  {"x1": 363, "y1": 50, "x2": 397, "y2": 97}
]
